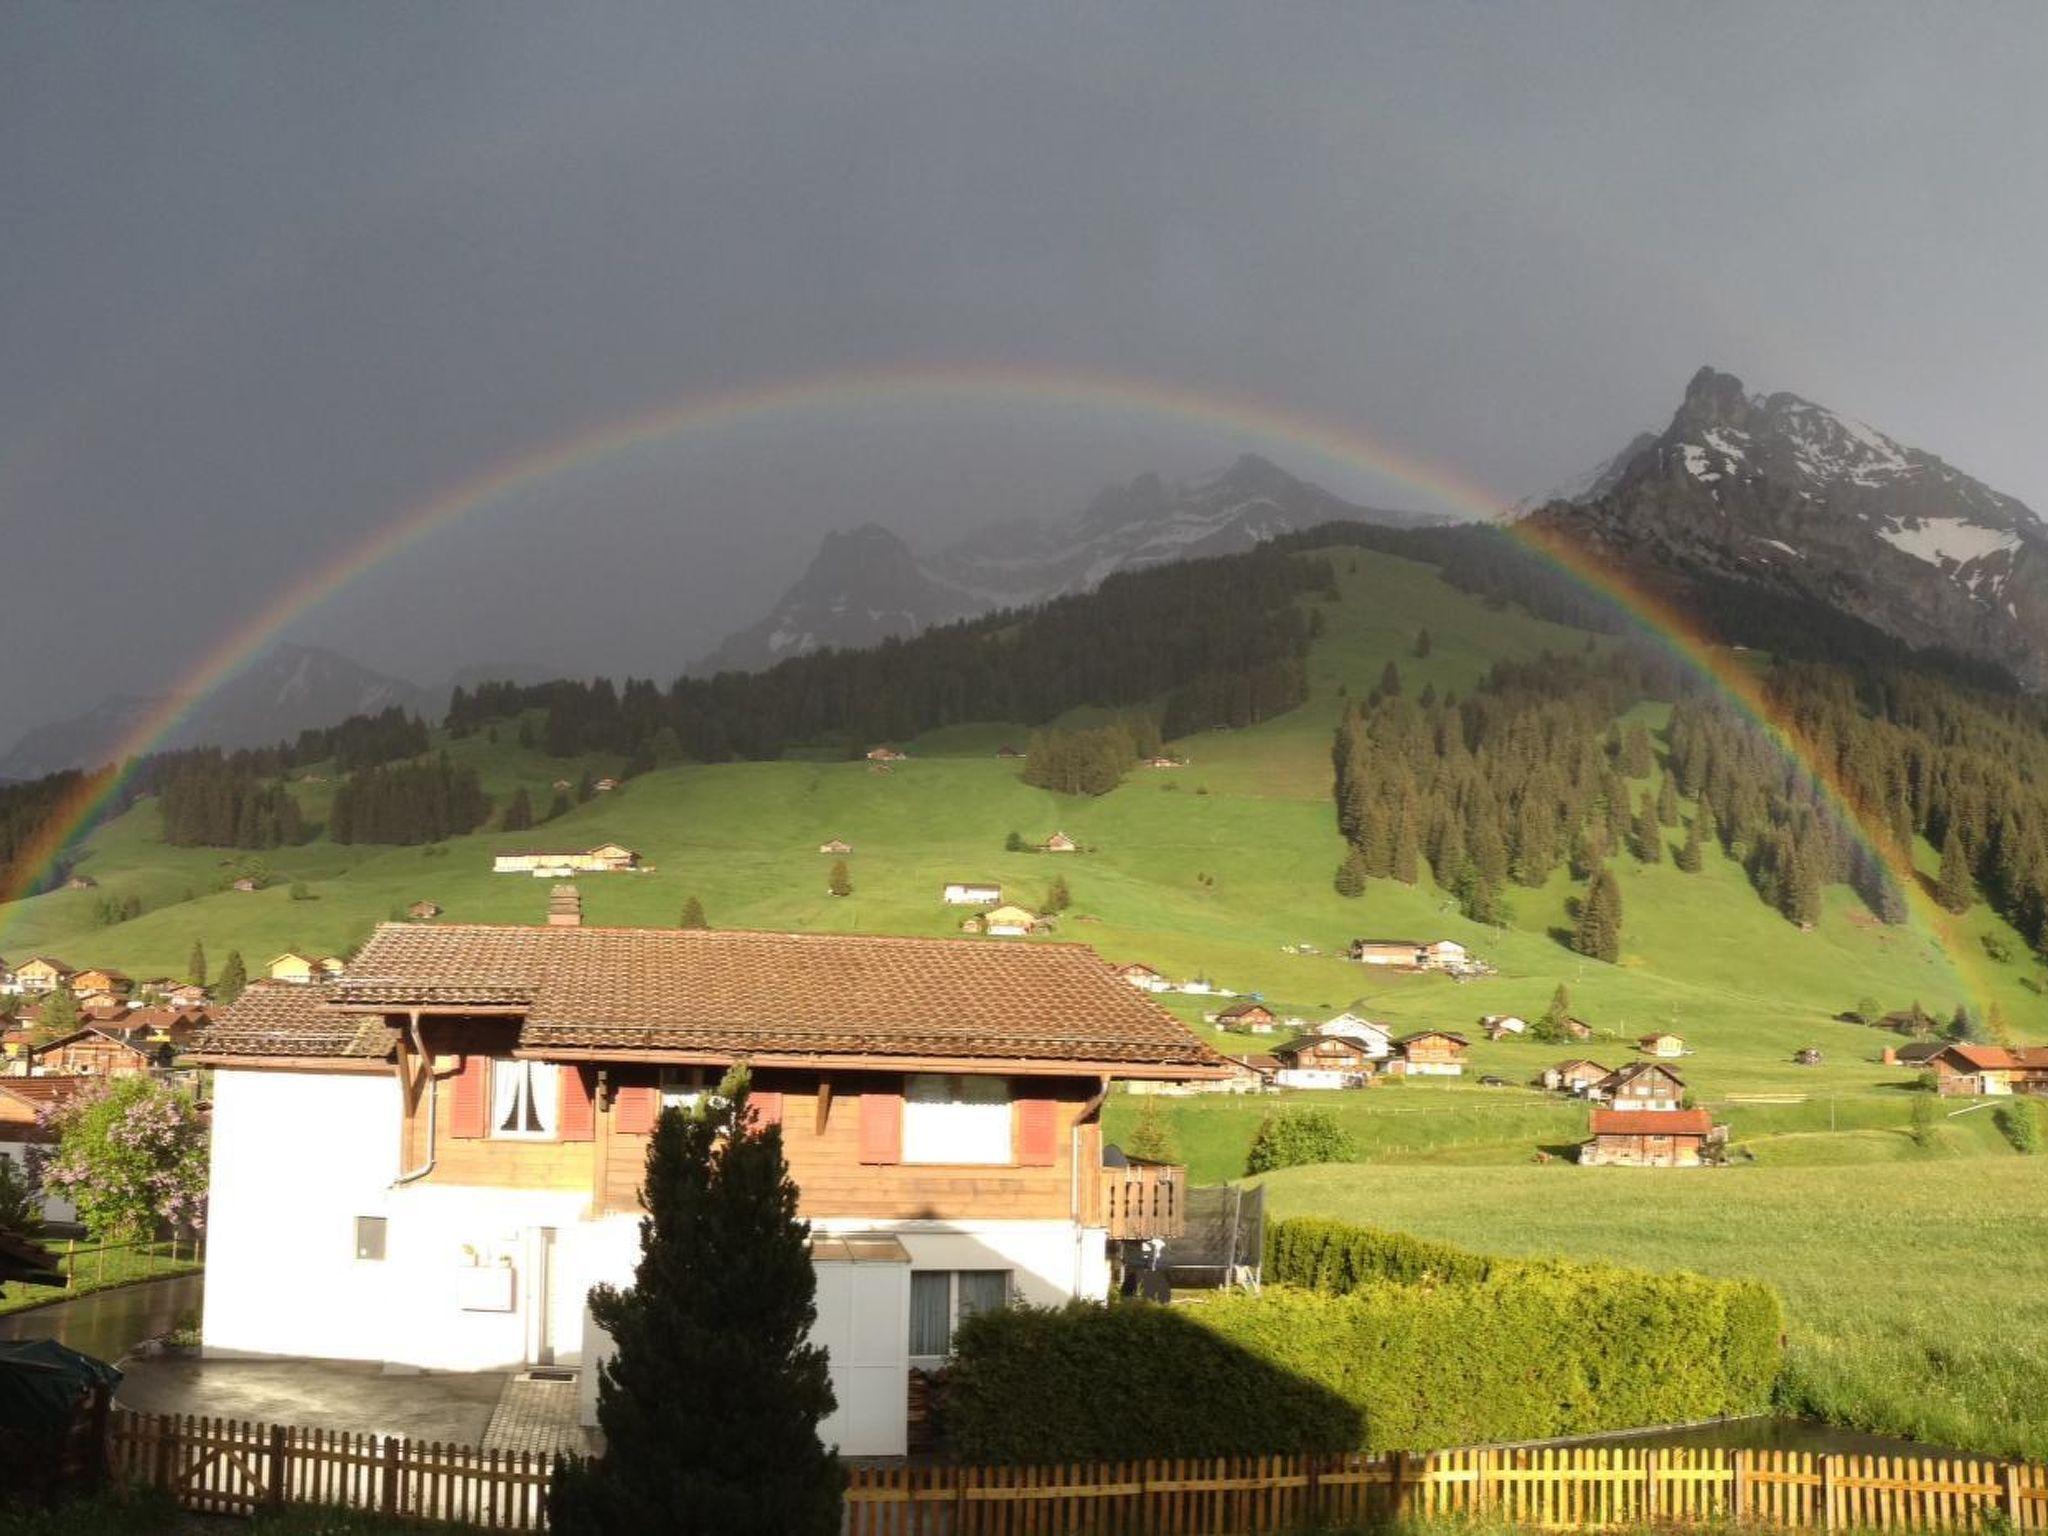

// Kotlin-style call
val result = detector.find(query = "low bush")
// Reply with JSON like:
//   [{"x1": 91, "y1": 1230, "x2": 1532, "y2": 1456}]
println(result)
[
  {"x1": 1244, "y1": 1108, "x2": 1356, "y2": 1174},
  {"x1": 1995, "y1": 1100, "x2": 2041, "y2": 1155},
  {"x1": 1265, "y1": 1216, "x2": 1495, "y2": 1288}
]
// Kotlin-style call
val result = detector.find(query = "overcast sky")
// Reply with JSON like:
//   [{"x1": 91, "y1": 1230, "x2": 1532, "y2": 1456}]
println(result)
[{"x1": 5, "y1": 3, "x2": 2046, "y2": 739}]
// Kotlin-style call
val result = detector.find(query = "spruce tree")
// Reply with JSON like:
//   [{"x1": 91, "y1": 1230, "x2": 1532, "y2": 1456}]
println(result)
[
  {"x1": 503, "y1": 787, "x2": 535, "y2": 833},
  {"x1": 1333, "y1": 850, "x2": 1367, "y2": 898},
  {"x1": 1674, "y1": 813, "x2": 1704, "y2": 873},
  {"x1": 1122, "y1": 1096, "x2": 1181, "y2": 1164},
  {"x1": 1538, "y1": 982, "x2": 1573, "y2": 1042},
  {"x1": 1634, "y1": 792, "x2": 1663, "y2": 864},
  {"x1": 217, "y1": 950, "x2": 248, "y2": 1005},
  {"x1": 549, "y1": 1068, "x2": 842, "y2": 1535},
  {"x1": 188, "y1": 940, "x2": 207, "y2": 988},
  {"x1": 547, "y1": 790, "x2": 572, "y2": 822},
  {"x1": 1413, "y1": 628, "x2": 1432, "y2": 659},
  {"x1": 1572, "y1": 867, "x2": 1622, "y2": 963},
  {"x1": 679, "y1": 896, "x2": 709, "y2": 930},
  {"x1": 1377, "y1": 660, "x2": 1402, "y2": 698},
  {"x1": 1936, "y1": 826, "x2": 1973, "y2": 913},
  {"x1": 1656, "y1": 774, "x2": 1679, "y2": 827},
  {"x1": 827, "y1": 860, "x2": 852, "y2": 898}
]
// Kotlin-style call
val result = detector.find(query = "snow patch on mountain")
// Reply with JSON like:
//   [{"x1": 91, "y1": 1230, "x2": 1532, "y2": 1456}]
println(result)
[{"x1": 1877, "y1": 519, "x2": 2023, "y2": 568}]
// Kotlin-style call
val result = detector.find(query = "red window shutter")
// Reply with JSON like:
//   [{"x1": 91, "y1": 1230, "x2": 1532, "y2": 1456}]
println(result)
[
  {"x1": 858, "y1": 1090, "x2": 902, "y2": 1164},
  {"x1": 749, "y1": 1090, "x2": 784, "y2": 1132},
  {"x1": 557, "y1": 1066, "x2": 595, "y2": 1142},
  {"x1": 449, "y1": 1055, "x2": 489, "y2": 1140},
  {"x1": 1017, "y1": 1097, "x2": 1059, "y2": 1167},
  {"x1": 615, "y1": 1085, "x2": 658, "y2": 1136}
]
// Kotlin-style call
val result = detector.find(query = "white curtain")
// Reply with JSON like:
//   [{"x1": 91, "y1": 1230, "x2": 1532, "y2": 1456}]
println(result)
[
  {"x1": 491, "y1": 1060, "x2": 558, "y2": 1138},
  {"x1": 902, "y1": 1073, "x2": 1012, "y2": 1164}
]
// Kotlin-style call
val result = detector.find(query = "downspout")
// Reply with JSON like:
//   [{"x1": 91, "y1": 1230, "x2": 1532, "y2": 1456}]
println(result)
[
  {"x1": 393, "y1": 1010, "x2": 438, "y2": 1186},
  {"x1": 1070, "y1": 1074, "x2": 1111, "y2": 1296}
]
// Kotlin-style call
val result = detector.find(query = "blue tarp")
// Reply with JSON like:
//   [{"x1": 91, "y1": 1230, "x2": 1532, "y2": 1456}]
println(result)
[{"x1": 0, "y1": 1338, "x2": 121, "y2": 1439}]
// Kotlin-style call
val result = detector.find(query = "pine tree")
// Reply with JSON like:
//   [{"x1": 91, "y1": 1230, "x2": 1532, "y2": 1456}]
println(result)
[
  {"x1": 1656, "y1": 774, "x2": 1679, "y2": 827},
  {"x1": 679, "y1": 897, "x2": 709, "y2": 930},
  {"x1": 1937, "y1": 826, "x2": 1973, "y2": 913},
  {"x1": 1539, "y1": 982, "x2": 1573, "y2": 1041},
  {"x1": 1004, "y1": 830, "x2": 1025, "y2": 853},
  {"x1": 1674, "y1": 813, "x2": 1704, "y2": 873},
  {"x1": 1572, "y1": 867, "x2": 1622, "y2": 963},
  {"x1": 1122, "y1": 1096, "x2": 1181, "y2": 1164},
  {"x1": 1413, "y1": 628, "x2": 1432, "y2": 659},
  {"x1": 1333, "y1": 850, "x2": 1368, "y2": 898},
  {"x1": 503, "y1": 787, "x2": 534, "y2": 833},
  {"x1": 827, "y1": 860, "x2": 852, "y2": 898},
  {"x1": 1377, "y1": 660, "x2": 1402, "y2": 698},
  {"x1": 549, "y1": 1068, "x2": 842, "y2": 1534},
  {"x1": 32, "y1": 984, "x2": 80, "y2": 1046},
  {"x1": 1620, "y1": 723, "x2": 1654, "y2": 779},
  {"x1": 217, "y1": 951, "x2": 248, "y2": 1006},
  {"x1": 547, "y1": 790, "x2": 572, "y2": 822},
  {"x1": 1634, "y1": 792, "x2": 1663, "y2": 864},
  {"x1": 188, "y1": 940, "x2": 207, "y2": 988},
  {"x1": 1391, "y1": 808, "x2": 1420, "y2": 885}
]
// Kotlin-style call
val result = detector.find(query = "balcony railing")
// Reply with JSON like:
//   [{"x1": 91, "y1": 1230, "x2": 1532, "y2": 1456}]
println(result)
[{"x1": 1095, "y1": 1163, "x2": 1186, "y2": 1240}]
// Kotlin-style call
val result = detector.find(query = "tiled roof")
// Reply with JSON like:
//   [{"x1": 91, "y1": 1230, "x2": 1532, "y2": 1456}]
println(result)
[
  {"x1": 0, "y1": 1076, "x2": 95, "y2": 1108},
  {"x1": 1590, "y1": 1109, "x2": 1714, "y2": 1136},
  {"x1": 319, "y1": 923, "x2": 1225, "y2": 1072},
  {"x1": 197, "y1": 982, "x2": 400, "y2": 1060},
  {"x1": 1941, "y1": 1044, "x2": 2048, "y2": 1071}
]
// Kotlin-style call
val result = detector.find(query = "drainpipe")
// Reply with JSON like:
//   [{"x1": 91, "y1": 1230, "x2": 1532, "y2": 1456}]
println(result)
[
  {"x1": 393, "y1": 1010, "x2": 438, "y2": 1186},
  {"x1": 1070, "y1": 1075, "x2": 1111, "y2": 1296}
]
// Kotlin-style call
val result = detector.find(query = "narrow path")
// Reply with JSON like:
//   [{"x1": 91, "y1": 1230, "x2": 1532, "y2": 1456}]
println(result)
[{"x1": 0, "y1": 1272, "x2": 203, "y2": 1363}]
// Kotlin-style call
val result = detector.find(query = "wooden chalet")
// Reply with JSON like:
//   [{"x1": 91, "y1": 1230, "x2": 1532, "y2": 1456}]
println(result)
[
  {"x1": 407, "y1": 901, "x2": 444, "y2": 920},
  {"x1": 1394, "y1": 1029, "x2": 1469, "y2": 1076},
  {"x1": 1316, "y1": 1014, "x2": 1393, "y2": 1059},
  {"x1": 1041, "y1": 831, "x2": 1079, "y2": 854},
  {"x1": 71, "y1": 969, "x2": 132, "y2": 997},
  {"x1": 1884, "y1": 1041, "x2": 1949, "y2": 1068},
  {"x1": 193, "y1": 919, "x2": 1227, "y2": 1457},
  {"x1": 1930, "y1": 1043, "x2": 2048, "y2": 1098},
  {"x1": 1481, "y1": 1013, "x2": 1527, "y2": 1040},
  {"x1": 1541, "y1": 1058, "x2": 1611, "y2": 1094},
  {"x1": 13, "y1": 958, "x2": 75, "y2": 995},
  {"x1": 1596, "y1": 1061, "x2": 1686, "y2": 1110},
  {"x1": 817, "y1": 839, "x2": 853, "y2": 855},
  {"x1": 1215, "y1": 1001, "x2": 1279, "y2": 1033},
  {"x1": 1113, "y1": 962, "x2": 1170, "y2": 993},
  {"x1": 1271, "y1": 1034, "x2": 1375, "y2": 1089},
  {"x1": 1638, "y1": 1032, "x2": 1687, "y2": 1058},
  {"x1": 1579, "y1": 1107, "x2": 1719, "y2": 1168},
  {"x1": 28, "y1": 1027, "x2": 163, "y2": 1079},
  {"x1": 865, "y1": 745, "x2": 907, "y2": 763},
  {"x1": 963, "y1": 904, "x2": 1039, "y2": 937}
]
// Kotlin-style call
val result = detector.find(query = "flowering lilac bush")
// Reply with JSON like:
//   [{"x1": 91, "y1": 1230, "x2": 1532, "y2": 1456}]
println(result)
[{"x1": 35, "y1": 1077, "x2": 208, "y2": 1240}]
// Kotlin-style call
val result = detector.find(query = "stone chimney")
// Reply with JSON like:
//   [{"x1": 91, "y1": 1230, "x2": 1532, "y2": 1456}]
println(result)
[{"x1": 547, "y1": 884, "x2": 582, "y2": 927}]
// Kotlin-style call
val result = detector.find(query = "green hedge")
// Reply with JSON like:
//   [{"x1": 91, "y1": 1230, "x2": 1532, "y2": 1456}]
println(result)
[
  {"x1": 945, "y1": 1223, "x2": 1783, "y2": 1462},
  {"x1": 1265, "y1": 1216, "x2": 1497, "y2": 1288}
]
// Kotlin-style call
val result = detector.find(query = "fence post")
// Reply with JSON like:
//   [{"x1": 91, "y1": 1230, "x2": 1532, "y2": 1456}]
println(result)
[
  {"x1": 1473, "y1": 1447, "x2": 1491, "y2": 1517},
  {"x1": 1390, "y1": 1449, "x2": 1408, "y2": 1522},
  {"x1": 2006, "y1": 1463, "x2": 2023, "y2": 1529},
  {"x1": 1731, "y1": 1448, "x2": 1749, "y2": 1524},
  {"x1": 95, "y1": 1240, "x2": 106, "y2": 1288},
  {"x1": 1819, "y1": 1453, "x2": 1838, "y2": 1532},
  {"x1": 266, "y1": 1423, "x2": 287, "y2": 1506},
  {"x1": 1644, "y1": 1450, "x2": 1659, "y2": 1523},
  {"x1": 65, "y1": 1235, "x2": 76, "y2": 1289}
]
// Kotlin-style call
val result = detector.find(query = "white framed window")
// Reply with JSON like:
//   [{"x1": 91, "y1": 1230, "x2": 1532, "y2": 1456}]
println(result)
[
  {"x1": 902, "y1": 1073, "x2": 1012, "y2": 1165},
  {"x1": 909, "y1": 1269, "x2": 1011, "y2": 1359},
  {"x1": 489, "y1": 1059, "x2": 559, "y2": 1140},
  {"x1": 659, "y1": 1066, "x2": 729, "y2": 1114}
]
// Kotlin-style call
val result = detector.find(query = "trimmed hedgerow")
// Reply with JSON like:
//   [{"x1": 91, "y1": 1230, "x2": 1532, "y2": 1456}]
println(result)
[
  {"x1": 944, "y1": 1223, "x2": 1783, "y2": 1462},
  {"x1": 1265, "y1": 1216, "x2": 1496, "y2": 1288}
]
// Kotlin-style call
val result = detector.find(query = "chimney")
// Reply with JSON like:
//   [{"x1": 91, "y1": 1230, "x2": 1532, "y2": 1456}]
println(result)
[{"x1": 547, "y1": 884, "x2": 582, "y2": 927}]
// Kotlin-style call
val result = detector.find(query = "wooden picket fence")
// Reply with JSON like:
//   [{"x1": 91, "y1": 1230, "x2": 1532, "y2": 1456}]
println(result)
[{"x1": 100, "y1": 1410, "x2": 2048, "y2": 1534}]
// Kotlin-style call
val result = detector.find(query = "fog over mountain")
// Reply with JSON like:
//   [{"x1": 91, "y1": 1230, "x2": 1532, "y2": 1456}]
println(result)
[{"x1": 5, "y1": 7, "x2": 2045, "y2": 742}]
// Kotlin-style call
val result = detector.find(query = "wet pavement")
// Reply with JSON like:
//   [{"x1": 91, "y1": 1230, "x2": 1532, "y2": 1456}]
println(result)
[
  {"x1": 0, "y1": 1272, "x2": 203, "y2": 1362},
  {"x1": 115, "y1": 1356, "x2": 513, "y2": 1443}
]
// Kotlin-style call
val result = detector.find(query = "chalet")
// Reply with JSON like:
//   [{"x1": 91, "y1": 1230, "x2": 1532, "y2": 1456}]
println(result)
[
  {"x1": 0, "y1": 1077, "x2": 90, "y2": 1222},
  {"x1": 1885, "y1": 1041, "x2": 1949, "y2": 1068},
  {"x1": 1578, "y1": 1108, "x2": 1719, "y2": 1168},
  {"x1": 193, "y1": 920, "x2": 1226, "y2": 1457},
  {"x1": 1638, "y1": 1032, "x2": 1687, "y2": 1058},
  {"x1": 28, "y1": 1027, "x2": 163, "y2": 1079},
  {"x1": 82, "y1": 998, "x2": 131, "y2": 1023},
  {"x1": 12, "y1": 958, "x2": 74, "y2": 995},
  {"x1": 1596, "y1": 1061, "x2": 1686, "y2": 1111},
  {"x1": 1215, "y1": 1002, "x2": 1279, "y2": 1034},
  {"x1": 124, "y1": 1006, "x2": 207, "y2": 1052},
  {"x1": 995, "y1": 745, "x2": 1024, "y2": 760},
  {"x1": 1348, "y1": 938, "x2": 1467, "y2": 971},
  {"x1": 269, "y1": 953, "x2": 328, "y2": 984},
  {"x1": 1929, "y1": 1044, "x2": 2048, "y2": 1098},
  {"x1": 965, "y1": 905, "x2": 1039, "y2": 937},
  {"x1": 1113, "y1": 962, "x2": 1171, "y2": 993},
  {"x1": 592, "y1": 778, "x2": 620, "y2": 793},
  {"x1": 1144, "y1": 756, "x2": 1184, "y2": 770},
  {"x1": 230, "y1": 878, "x2": 260, "y2": 892},
  {"x1": 64, "y1": 874, "x2": 97, "y2": 891},
  {"x1": 1557, "y1": 1015, "x2": 1596, "y2": 1042},
  {"x1": 1541, "y1": 1058, "x2": 1611, "y2": 1094},
  {"x1": 551, "y1": 780, "x2": 574, "y2": 793},
  {"x1": 1272, "y1": 1034, "x2": 1375, "y2": 1090},
  {"x1": 166, "y1": 983, "x2": 210, "y2": 1010},
  {"x1": 818, "y1": 839, "x2": 853, "y2": 856},
  {"x1": 407, "y1": 901, "x2": 444, "y2": 921},
  {"x1": 942, "y1": 882, "x2": 1002, "y2": 907},
  {"x1": 1041, "y1": 832, "x2": 1079, "y2": 854},
  {"x1": 865, "y1": 745, "x2": 906, "y2": 763},
  {"x1": 1481, "y1": 1014, "x2": 1527, "y2": 1040},
  {"x1": 1794, "y1": 1047, "x2": 1823, "y2": 1067},
  {"x1": 492, "y1": 845, "x2": 642, "y2": 877},
  {"x1": 1420, "y1": 940, "x2": 1469, "y2": 970},
  {"x1": 1316, "y1": 1014, "x2": 1393, "y2": 1060},
  {"x1": 1394, "y1": 1030, "x2": 1469, "y2": 1076}
]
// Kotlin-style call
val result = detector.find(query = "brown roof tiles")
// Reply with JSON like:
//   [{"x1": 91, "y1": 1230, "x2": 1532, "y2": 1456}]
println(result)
[{"x1": 198, "y1": 982, "x2": 400, "y2": 1061}]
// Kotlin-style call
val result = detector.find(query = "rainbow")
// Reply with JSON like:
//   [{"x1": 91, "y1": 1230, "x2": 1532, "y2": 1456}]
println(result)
[{"x1": 0, "y1": 362, "x2": 1988, "y2": 1009}]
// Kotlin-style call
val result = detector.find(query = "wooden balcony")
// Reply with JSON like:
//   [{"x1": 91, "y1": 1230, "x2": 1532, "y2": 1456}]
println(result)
[{"x1": 1092, "y1": 1163, "x2": 1186, "y2": 1240}]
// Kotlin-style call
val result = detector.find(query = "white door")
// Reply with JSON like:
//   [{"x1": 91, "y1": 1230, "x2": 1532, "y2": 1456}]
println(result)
[{"x1": 811, "y1": 1260, "x2": 910, "y2": 1457}]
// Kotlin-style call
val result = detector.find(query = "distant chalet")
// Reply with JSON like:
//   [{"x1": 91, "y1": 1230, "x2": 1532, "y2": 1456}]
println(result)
[
  {"x1": 492, "y1": 844, "x2": 641, "y2": 877},
  {"x1": 1347, "y1": 938, "x2": 1468, "y2": 971}
]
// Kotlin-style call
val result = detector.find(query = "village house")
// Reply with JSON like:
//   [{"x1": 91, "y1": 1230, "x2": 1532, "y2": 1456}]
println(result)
[
  {"x1": 1346, "y1": 938, "x2": 1469, "y2": 971},
  {"x1": 941, "y1": 882, "x2": 1002, "y2": 907},
  {"x1": 963, "y1": 904, "x2": 1039, "y2": 937},
  {"x1": 407, "y1": 901, "x2": 444, "y2": 921},
  {"x1": 1929, "y1": 1043, "x2": 2048, "y2": 1098},
  {"x1": 1112, "y1": 962, "x2": 1171, "y2": 993},
  {"x1": 1578, "y1": 1107, "x2": 1720, "y2": 1167},
  {"x1": 1214, "y1": 1001, "x2": 1278, "y2": 1034},
  {"x1": 1638, "y1": 1032, "x2": 1688, "y2": 1059},
  {"x1": 71, "y1": 968, "x2": 131, "y2": 997},
  {"x1": 592, "y1": 778, "x2": 620, "y2": 793},
  {"x1": 818, "y1": 839, "x2": 853, "y2": 856},
  {"x1": 1271, "y1": 1034, "x2": 1375, "y2": 1090},
  {"x1": 28, "y1": 1026, "x2": 164, "y2": 1079},
  {"x1": 12, "y1": 958, "x2": 75, "y2": 996},
  {"x1": 1316, "y1": 1014, "x2": 1393, "y2": 1060},
  {"x1": 1884, "y1": 1041, "x2": 1949, "y2": 1069},
  {"x1": 1596, "y1": 1061, "x2": 1687, "y2": 1110},
  {"x1": 1144, "y1": 756, "x2": 1184, "y2": 770},
  {"x1": 492, "y1": 845, "x2": 642, "y2": 877},
  {"x1": 865, "y1": 745, "x2": 906, "y2": 763},
  {"x1": 166, "y1": 983, "x2": 210, "y2": 1009},
  {"x1": 1041, "y1": 832, "x2": 1079, "y2": 854},
  {"x1": 1541, "y1": 1058, "x2": 1611, "y2": 1095},
  {"x1": 230, "y1": 878, "x2": 261, "y2": 893},
  {"x1": 1393, "y1": 1029, "x2": 1469, "y2": 1076},
  {"x1": 194, "y1": 917, "x2": 1226, "y2": 1457},
  {"x1": 268, "y1": 953, "x2": 346, "y2": 985},
  {"x1": 0, "y1": 1077, "x2": 89, "y2": 1222},
  {"x1": 64, "y1": 874, "x2": 97, "y2": 891},
  {"x1": 1481, "y1": 1013, "x2": 1527, "y2": 1040},
  {"x1": 1555, "y1": 1015, "x2": 1596, "y2": 1042}
]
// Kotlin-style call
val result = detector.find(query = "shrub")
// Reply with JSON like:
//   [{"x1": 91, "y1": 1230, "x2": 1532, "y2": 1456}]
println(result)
[
  {"x1": 1995, "y1": 1100, "x2": 2041, "y2": 1156},
  {"x1": 1245, "y1": 1109, "x2": 1356, "y2": 1174},
  {"x1": 1265, "y1": 1217, "x2": 1494, "y2": 1288}
]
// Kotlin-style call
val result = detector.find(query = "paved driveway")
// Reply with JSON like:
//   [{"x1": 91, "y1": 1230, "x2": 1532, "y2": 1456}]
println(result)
[{"x1": 117, "y1": 1356, "x2": 511, "y2": 1444}]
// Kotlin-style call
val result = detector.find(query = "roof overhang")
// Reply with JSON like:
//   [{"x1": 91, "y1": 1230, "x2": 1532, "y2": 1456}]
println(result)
[
  {"x1": 188, "y1": 1055, "x2": 392, "y2": 1073},
  {"x1": 515, "y1": 1045, "x2": 1233, "y2": 1080}
]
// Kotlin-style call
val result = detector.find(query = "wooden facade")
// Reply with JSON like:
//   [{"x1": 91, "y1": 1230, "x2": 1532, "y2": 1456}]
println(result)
[{"x1": 29, "y1": 1029, "x2": 156, "y2": 1079}]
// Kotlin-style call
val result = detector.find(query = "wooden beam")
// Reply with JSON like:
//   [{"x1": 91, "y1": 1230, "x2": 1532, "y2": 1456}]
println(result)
[{"x1": 814, "y1": 1079, "x2": 833, "y2": 1136}]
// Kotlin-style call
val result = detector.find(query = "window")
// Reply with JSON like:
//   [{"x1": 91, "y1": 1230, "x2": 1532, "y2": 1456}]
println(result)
[
  {"x1": 902, "y1": 1074, "x2": 1011, "y2": 1165},
  {"x1": 659, "y1": 1066, "x2": 716, "y2": 1113},
  {"x1": 354, "y1": 1216, "x2": 387, "y2": 1262},
  {"x1": 490, "y1": 1060, "x2": 559, "y2": 1139},
  {"x1": 908, "y1": 1269, "x2": 1011, "y2": 1358}
]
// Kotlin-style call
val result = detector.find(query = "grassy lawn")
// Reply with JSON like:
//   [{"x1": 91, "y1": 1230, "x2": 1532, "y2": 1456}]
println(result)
[
  {"x1": 1259, "y1": 1156, "x2": 2048, "y2": 1462},
  {"x1": 0, "y1": 1238, "x2": 203, "y2": 1316}
]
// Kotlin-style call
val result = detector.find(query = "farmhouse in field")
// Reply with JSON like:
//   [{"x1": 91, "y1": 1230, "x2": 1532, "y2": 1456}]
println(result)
[
  {"x1": 818, "y1": 838, "x2": 853, "y2": 855},
  {"x1": 1041, "y1": 831, "x2": 1079, "y2": 854},
  {"x1": 1929, "y1": 1043, "x2": 2048, "y2": 1097},
  {"x1": 1215, "y1": 1001, "x2": 1278, "y2": 1034},
  {"x1": 1578, "y1": 1107, "x2": 1721, "y2": 1167},
  {"x1": 230, "y1": 877, "x2": 260, "y2": 892},
  {"x1": 995, "y1": 744, "x2": 1024, "y2": 760},
  {"x1": 941, "y1": 881, "x2": 1002, "y2": 906},
  {"x1": 1541, "y1": 1058, "x2": 1611, "y2": 1094},
  {"x1": 492, "y1": 844, "x2": 641, "y2": 877},
  {"x1": 1596, "y1": 1061, "x2": 1686, "y2": 1110},
  {"x1": 865, "y1": 744, "x2": 906, "y2": 763},
  {"x1": 407, "y1": 901, "x2": 443, "y2": 920},
  {"x1": 1317, "y1": 1014, "x2": 1393, "y2": 1059},
  {"x1": 1112, "y1": 962, "x2": 1171, "y2": 993},
  {"x1": 592, "y1": 777, "x2": 620, "y2": 793},
  {"x1": 1884, "y1": 1041, "x2": 1948, "y2": 1068},
  {"x1": 1272, "y1": 1034, "x2": 1375, "y2": 1090},
  {"x1": 1347, "y1": 938, "x2": 1469, "y2": 971},
  {"x1": 963, "y1": 904, "x2": 1040, "y2": 937},
  {"x1": 1481, "y1": 1013, "x2": 1527, "y2": 1040},
  {"x1": 1638, "y1": 1032, "x2": 1687, "y2": 1058},
  {"x1": 193, "y1": 914, "x2": 1226, "y2": 1456},
  {"x1": 1392, "y1": 1029, "x2": 1468, "y2": 1076}
]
